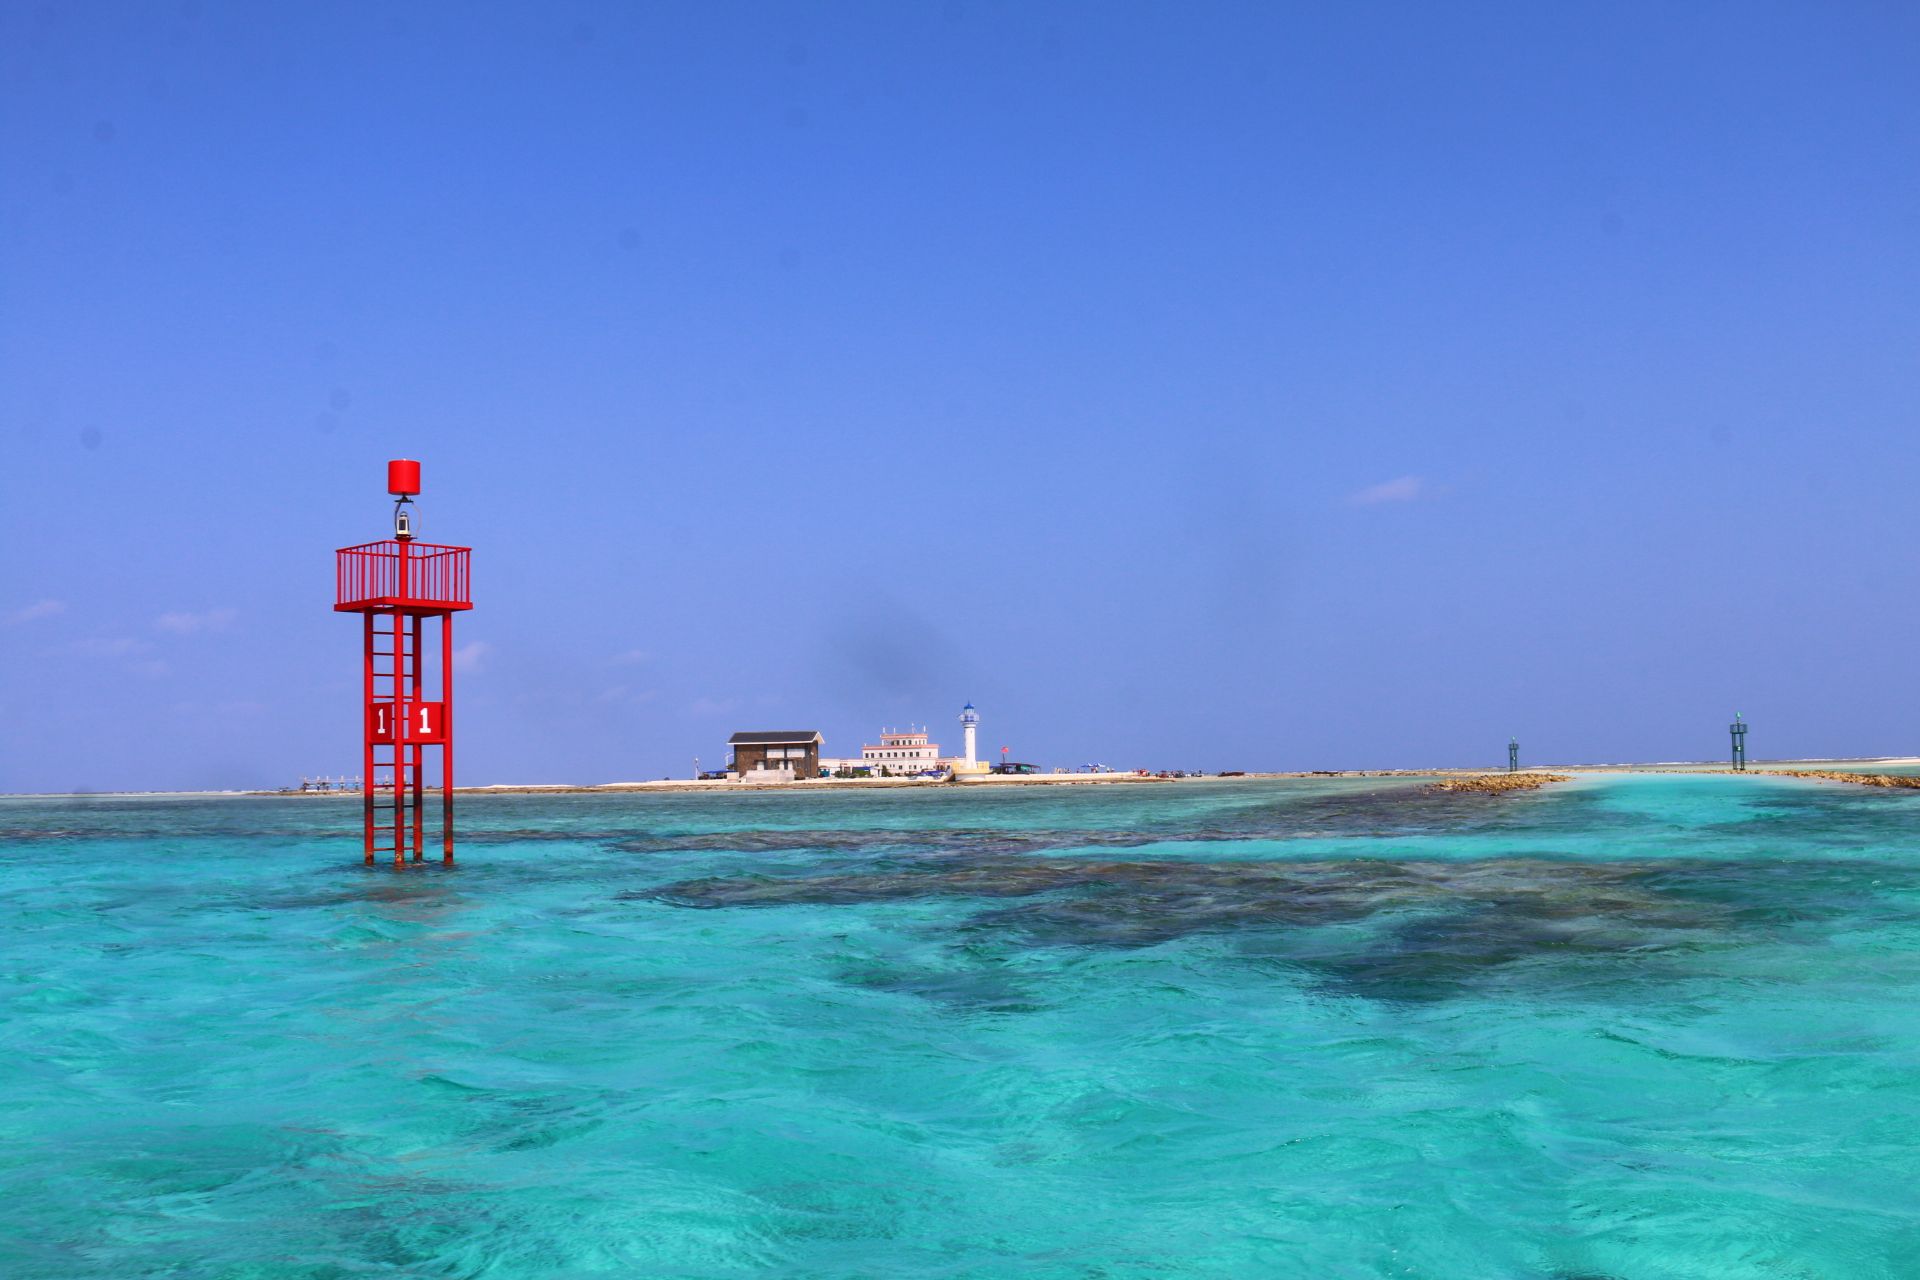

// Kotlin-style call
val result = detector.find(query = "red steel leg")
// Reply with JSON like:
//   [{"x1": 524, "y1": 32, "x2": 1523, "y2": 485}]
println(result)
[
  {"x1": 392, "y1": 613, "x2": 405, "y2": 867},
  {"x1": 411, "y1": 614, "x2": 424, "y2": 862},
  {"x1": 442, "y1": 614, "x2": 455, "y2": 864},
  {"x1": 362, "y1": 611, "x2": 374, "y2": 865}
]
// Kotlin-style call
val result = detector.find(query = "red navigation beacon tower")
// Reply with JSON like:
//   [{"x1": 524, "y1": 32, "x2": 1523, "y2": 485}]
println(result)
[{"x1": 334, "y1": 460, "x2": 472, "y2": 865}]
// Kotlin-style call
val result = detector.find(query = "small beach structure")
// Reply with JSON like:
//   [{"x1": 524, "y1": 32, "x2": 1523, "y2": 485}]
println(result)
[{"x1": 727, "y1": 731, "x2": 823, "y2": 781}]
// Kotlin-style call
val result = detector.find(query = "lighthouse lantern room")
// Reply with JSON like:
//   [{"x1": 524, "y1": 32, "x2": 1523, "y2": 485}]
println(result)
[{"x1": 335, "y1": 460, "x2": 472, "y2": 864}]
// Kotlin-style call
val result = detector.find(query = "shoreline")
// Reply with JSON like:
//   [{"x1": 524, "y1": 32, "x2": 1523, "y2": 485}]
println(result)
[{"x1": 8, "y1": 758, "x2": 1920, "y2": 801}]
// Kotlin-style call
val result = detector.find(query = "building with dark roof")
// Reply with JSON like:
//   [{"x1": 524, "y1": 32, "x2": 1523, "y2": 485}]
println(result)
[{"x1": 727, "y1": 730, "x2": 823, "y2": 780}]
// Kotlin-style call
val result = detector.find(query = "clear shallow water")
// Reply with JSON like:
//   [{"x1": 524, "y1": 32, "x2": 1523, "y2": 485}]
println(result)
[{"x1": 4, "y1": 775, "x2": 1919, "y2": 1278}]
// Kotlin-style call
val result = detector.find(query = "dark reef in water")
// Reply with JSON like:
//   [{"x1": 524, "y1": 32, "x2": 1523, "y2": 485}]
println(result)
[
  {"x1": 643, "y1": 853, "x2": 1865, "y2": 1003},
  {"x1": 585, "y1": 781, "x2": 1623, "y2": 861},
  {"x1": 11, "y1": 779, "x2": 1908, "y2": 1008}
]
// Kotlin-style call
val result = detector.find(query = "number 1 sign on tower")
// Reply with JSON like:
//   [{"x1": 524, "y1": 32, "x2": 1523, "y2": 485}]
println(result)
[{"x1": 406, "y1": 701, "x2": 447, "y2": 744}]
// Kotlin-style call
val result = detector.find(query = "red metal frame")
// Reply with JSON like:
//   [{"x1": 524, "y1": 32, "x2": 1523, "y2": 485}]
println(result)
[
  {"x1": 336, "y1": 540, "x2": 472, "y2": 613},
  {"x1": 338, "y1": 536, "x2": 472, "y2": 866}
]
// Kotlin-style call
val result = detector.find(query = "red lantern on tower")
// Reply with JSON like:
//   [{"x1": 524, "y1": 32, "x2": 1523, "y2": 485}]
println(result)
[{"x1": 334, "y1": 460, "x2": 473, "y2": 865}]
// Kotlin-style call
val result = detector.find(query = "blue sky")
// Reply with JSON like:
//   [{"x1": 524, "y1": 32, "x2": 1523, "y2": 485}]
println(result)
[{"x1": 4, "y1": 2, "x2": 1919, "y2": 790}]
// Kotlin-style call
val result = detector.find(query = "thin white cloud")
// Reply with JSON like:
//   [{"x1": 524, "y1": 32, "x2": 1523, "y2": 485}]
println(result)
[
  {"x1": 6, "y1": 599, "x2": 66, "y2": 625},
  {"x1": 609, "y1": 648, "x2": 652, "y2": 666},
  {"x1": 155, "y1": 608, "x2": 237, "y2": 635},
  {"x1": 64, "y1": 634, "x2": 172, "y2": 678},
  {"x1": 1349, "y1": 475, "x2": 1427, "y2": 506},
  {"x1": 690, "y1": 696, "x2": 742, "y2": 717},
  {"x1": 452, "y1": 640, "x2": 491, "y2": 674},
  {"x1": 72, "y1": 636, "x2": 155, "y2": 658},
  {"x1": 597, "y1": 684, "x2": 659, "y2": 705}
]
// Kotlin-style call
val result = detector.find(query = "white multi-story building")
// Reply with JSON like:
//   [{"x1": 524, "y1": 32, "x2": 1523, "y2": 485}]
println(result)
[
  {"x1": 863, "y1": 727, "x2": 943, "y2": 773},
  {"x1": 819, "y1": 707, "x2": 986, "y2": 776}
]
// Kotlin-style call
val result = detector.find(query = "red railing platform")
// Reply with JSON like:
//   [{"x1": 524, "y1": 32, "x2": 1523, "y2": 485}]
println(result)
[{"x1": 336, "y1": 540, "x2": 473, "y2": 613}]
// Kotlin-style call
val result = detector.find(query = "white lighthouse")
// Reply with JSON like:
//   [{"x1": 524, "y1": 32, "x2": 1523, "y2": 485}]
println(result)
[{"x1": 959, "y1": 700, "x2": 981, "y2": 772}]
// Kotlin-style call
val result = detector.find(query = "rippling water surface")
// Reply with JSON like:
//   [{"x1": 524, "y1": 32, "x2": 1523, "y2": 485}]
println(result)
[{"x1": 4, "y1": 775, "x2": 1919, "y2": 1277}]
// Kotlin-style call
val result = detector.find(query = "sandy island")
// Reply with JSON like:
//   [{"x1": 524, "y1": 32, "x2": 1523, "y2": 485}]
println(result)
[{"x1": 30, "y1": 758, "x2": 1905, "y2": 802}]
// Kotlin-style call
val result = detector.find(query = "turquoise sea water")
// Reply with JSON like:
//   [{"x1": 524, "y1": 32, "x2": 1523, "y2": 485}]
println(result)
[{"x1": 5, "y1": 774, "x2": 1920, "y2": 1278}]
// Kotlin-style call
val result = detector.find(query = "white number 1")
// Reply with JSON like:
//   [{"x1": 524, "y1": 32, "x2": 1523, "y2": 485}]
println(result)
[{"x1": 419, "y1": 707, "x2": 432, "y2": 734}]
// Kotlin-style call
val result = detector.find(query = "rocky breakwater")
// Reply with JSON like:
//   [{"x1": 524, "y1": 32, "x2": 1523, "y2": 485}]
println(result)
[
  {"x1": 1765, "y1": 770, "x2": 1920, "y2": 790},
  {"x1": 1431, "y1": 772, "x2": 1571, "y2": 795}
]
